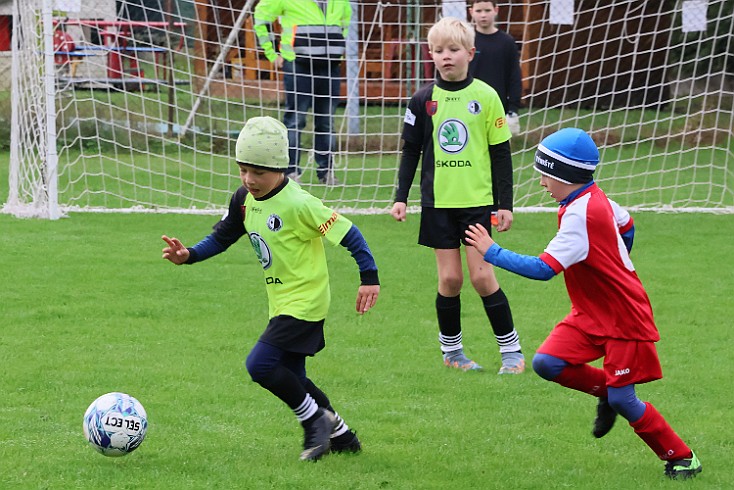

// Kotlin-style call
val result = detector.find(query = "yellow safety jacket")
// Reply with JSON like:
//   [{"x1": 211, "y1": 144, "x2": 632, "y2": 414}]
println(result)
[{"x1": 253, "y1": 0, "x2": 351, "y2": 62}]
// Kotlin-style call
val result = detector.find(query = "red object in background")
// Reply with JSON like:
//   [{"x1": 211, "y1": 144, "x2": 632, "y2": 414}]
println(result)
[
  {"x1": 491, "y1": 212, "x2": 499, "y2": 227},
  {"x1": 0, "y1": 16, "x2": 11, "y2": 51},
  {"x1": 52, "y1": 19, "x2": 186, "y2": 79},
  {"x1": 53, "y1": 29, "x2": 76, "y2": 64}
]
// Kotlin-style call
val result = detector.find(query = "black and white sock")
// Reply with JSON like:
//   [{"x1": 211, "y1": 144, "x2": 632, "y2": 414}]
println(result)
[
  {"x1": 438, "y1": 331, "x2": 463, "y2": 354},
  {"x1": 437, "y1": 293, "x2": 462, "y2": 353},
  {"x1": 330, "y1": 411, "x2": 349, "y2": 438},
  {"x1": 294, "y1": 394, "x2": 319, "y2": 424},
  {"x1": 482, "y1": 289, "x2": 521, "y2": 353}
]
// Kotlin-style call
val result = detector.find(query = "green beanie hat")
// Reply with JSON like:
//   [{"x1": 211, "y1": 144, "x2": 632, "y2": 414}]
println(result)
[{"x1": 235, "y1": 116, "x2": 289, "y2": 170}]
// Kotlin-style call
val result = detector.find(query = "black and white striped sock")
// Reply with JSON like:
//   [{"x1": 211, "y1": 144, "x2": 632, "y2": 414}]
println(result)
[
  {"x1": 496, "y1": 330, "x2": 521, "y2": 353},
  {"x1": 293, "y1": 394, "x2": 318, "y2": 423},
  {"x1": 330, "y1": 411, "x2": 349, "y2": 438},
  {"x1": 439, "y1": 331, "x2": 463, "y2": 354}
]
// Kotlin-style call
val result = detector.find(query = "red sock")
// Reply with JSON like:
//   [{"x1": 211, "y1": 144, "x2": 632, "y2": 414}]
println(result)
[
  {"x1": 553, "y1": 364, "x2": 607, "y2": 397},
  {"x1": 630, "y1": 402, "x2": 692, "y2": 460}
]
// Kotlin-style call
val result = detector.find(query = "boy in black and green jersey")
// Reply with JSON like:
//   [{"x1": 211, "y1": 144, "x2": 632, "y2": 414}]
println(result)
[
  {"x1": 161, "y1": 117, "x2": 380, "y2": 462},
  {"x1": 391, "y1": 17, "x2": 524, "y2": 374}
]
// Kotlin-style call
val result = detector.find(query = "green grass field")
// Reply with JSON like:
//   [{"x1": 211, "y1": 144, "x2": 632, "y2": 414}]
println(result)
[
  {"x1": 2, "y1": 23, "x2": 733, "y2": 487},
  {"x1": 1, "y1": 201, "x2": 733, "y2": 488}
]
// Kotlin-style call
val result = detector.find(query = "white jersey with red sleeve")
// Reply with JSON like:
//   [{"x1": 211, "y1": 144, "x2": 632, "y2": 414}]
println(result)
[{"x1": 539, "y1": 183, "x2": 660, "y2": 341}]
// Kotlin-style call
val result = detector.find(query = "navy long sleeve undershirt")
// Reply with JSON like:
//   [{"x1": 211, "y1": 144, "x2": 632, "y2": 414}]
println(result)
[
  {"x1": 340, "y1": 224, "x2": 380, "y2": 285},
  {"x1": 186, "y1": 234, "x2": 228, "y2": 263},
  {"x1": 621, "y1": 225, "x2": 635, "y2": 253}
]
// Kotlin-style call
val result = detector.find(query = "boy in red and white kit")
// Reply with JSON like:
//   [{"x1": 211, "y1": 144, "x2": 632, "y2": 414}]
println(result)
[{"x1": 465, "y1": 128, "x2": 702, "y2": 479}]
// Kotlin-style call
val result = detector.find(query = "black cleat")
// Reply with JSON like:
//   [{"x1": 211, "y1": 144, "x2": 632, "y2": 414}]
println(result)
[
  {"x1": 592, "y1": 398, "x2": 618, "y2": 438},
  {"x1": 664, "y1": 452, "x2": 702, "y2": 479},
  {"x1": 318, "y1": 172, "x2": 340, "y2": 186},
  {"x1": 330, "y1": 430, "x2": 362, "y2": 454},
  {"x1": 300, "y1": 409, "x2": 337, "y2": 461}
]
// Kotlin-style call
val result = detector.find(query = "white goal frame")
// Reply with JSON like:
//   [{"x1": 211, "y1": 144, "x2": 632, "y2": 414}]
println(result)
[{"x1": 4, "y1": 0, "x2": 733, "y2": 219}]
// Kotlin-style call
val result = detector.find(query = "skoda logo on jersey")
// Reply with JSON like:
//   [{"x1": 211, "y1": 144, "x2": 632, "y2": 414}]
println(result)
[
  {"x1": 438, "y1": 119, "x2": 468, "y2": 154},
  {"x1": 468, "y1": 100, "x2": 482, "y2": 115},
  {"x1": 248, "y1": 232, "x2": 272, "y2": 270},
  {"x1": 267, "y1": 213, "x2": 283, "y2": 232}
]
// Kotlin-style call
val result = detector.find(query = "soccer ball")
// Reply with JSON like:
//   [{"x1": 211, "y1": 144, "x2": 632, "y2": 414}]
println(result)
[{"x1": 83, "y1": 392, "x2": 148, "y2": 457}]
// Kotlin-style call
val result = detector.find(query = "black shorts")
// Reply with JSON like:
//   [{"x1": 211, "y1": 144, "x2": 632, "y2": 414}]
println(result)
[
  {"x1": 259, "y1": 315, "x2": 326, "y2": 356},
  {"x1": 418, "y1": 206, "x2": 494, "y2": 249}
]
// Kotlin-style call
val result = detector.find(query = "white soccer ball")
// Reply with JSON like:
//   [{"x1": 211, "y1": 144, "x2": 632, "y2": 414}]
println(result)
[{"x1": 83, "y1": 392, "x2": 148, "y2": 457}]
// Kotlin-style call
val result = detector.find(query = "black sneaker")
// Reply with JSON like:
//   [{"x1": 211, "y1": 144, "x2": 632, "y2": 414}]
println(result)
[
  {"x1": 318, "y1": 172, "x2": 340, "y2": 185},
  {"x1": 300, "y1": 409, "x2": 337, "y2": 461},
  {"x1": 664, "y1": 452, "x2": 702, "y2": 479},
  {"x1": 330, "y1": 430, "x2": 362, "y2": 454},
  {"x1": 592, "y1": 398, "x2": 617, "y2": 438}
]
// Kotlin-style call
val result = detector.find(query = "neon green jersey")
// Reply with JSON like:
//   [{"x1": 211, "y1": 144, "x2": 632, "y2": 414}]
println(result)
[
  {"x1": 401, "y1": 78, "x2": 512, "y2": 208},
  {"x1": 244, "y1": 180, "x2": 352, "y2": 321}
]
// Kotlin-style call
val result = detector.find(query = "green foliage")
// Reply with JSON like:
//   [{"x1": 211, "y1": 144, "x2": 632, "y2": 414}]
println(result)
[{"x1": 1, "y1": 211, "x2": 732, "y2": 488}]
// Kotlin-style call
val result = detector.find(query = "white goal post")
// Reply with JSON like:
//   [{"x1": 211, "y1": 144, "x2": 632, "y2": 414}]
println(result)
[{"x1": 4, "y1": 0, "x2": 733, "y2": 219}]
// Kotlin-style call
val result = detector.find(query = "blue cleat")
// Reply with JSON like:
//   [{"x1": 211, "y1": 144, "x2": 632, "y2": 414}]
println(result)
[{"x1": 443, "y1": 350, "x2": 483, "y2": 371}]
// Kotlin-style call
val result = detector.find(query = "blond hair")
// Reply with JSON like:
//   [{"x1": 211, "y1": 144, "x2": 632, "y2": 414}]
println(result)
[{"x1": 427, "y1": 17, "x2": 475, "y2": 52}]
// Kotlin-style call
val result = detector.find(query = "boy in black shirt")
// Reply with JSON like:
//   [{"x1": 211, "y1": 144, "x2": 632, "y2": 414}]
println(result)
[{"x1": 469, "y1": 1, "x2": 522, "y2": 134}]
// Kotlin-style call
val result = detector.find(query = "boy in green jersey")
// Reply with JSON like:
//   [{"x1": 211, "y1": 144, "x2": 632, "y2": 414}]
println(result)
[
  {"x1": 391, "y1": 17, "x2": 524, "y2": 374},
  {"x1": 161, "y1": 117, "x2": 380, "y2": 461}
]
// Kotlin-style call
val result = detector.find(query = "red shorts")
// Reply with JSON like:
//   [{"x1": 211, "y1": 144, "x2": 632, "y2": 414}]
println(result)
[{"x1": 536, "y1": 319, "x2": 663, "y2": 387}]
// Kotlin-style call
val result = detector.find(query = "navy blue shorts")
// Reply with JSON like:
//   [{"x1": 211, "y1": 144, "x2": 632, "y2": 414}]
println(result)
[
  {"x1": 418, "y1": 206, "x2": 494, "y2": 249},
  {"x1": 259, "y1": 315, "x2": 325, "y2": 356}
]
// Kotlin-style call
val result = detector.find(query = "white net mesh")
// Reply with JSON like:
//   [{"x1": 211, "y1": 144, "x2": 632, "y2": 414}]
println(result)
[{"x1": 4, "y1": 0, "x2": 733, "y2": 219}]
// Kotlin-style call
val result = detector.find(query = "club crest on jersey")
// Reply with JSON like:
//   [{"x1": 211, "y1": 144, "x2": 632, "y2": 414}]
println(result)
[
  {"x1": 468, "y1": 100, "x2": 482, "y2": 115},
  {"x1": 426, "y1": 100, "x2": 438, "y2": 116},
  {"x1": 267, "y1": 213, "x2": 283, "y2": 232},
  {"x1": 438, "y1": 119, "x2": 468, "y2": 154},
  {"x1": 248, "y1": 232, "x2": 272, "y2": 270}
]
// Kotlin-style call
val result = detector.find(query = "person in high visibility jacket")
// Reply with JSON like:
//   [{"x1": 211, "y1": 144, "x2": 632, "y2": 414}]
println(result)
[{"x1": 254, "y1": 0, "x2": 351, "y2": 185}]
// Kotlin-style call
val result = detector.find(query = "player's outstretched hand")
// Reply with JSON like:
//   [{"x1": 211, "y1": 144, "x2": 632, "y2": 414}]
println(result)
[
  {"x1": 356, "y1": 285, "x2": 380, "y2": 315},
  {"x1": 161, "y1": 235, "x2": 190, "y2": 265},
  {"x1": 390, "y1": 202, "x2": 407, "y2": 222},
  {"x1": 495, "y1": 209, "x2": 513, "y2": 232},
  {"x1": 465, "y1": 223, "x2": 495, "y2": 256}
]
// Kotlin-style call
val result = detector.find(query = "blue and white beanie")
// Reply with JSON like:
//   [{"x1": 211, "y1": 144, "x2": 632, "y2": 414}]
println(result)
[{"x1": 534, "y1": 128, "x2": 599, "y2": 184}]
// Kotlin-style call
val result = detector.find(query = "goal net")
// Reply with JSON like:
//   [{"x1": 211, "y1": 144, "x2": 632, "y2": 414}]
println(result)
[{"x1": 5, "y1": 0, "x2": 733, "y2": 218}]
